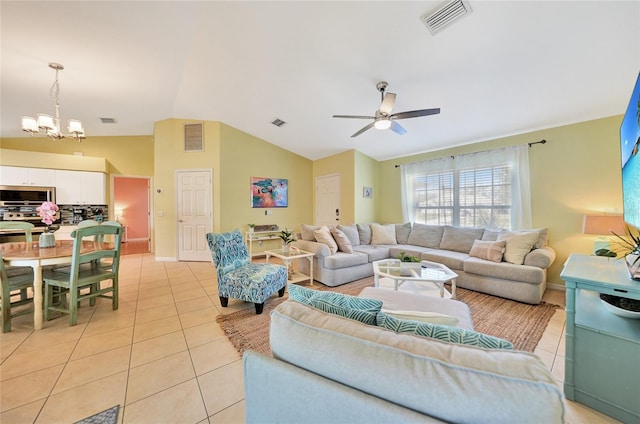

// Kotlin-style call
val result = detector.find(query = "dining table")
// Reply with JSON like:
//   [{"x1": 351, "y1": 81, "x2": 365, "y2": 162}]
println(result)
[{"x1": 0, "y1": 239, "x2": 114, "y2": 330}]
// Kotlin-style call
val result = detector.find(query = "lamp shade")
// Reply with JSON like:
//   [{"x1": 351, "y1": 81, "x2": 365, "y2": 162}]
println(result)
[
  {"x1": 37, "y1": 114, "x2": 55, "y2": 130},
  {"x1": 582, "y1": 215, "x2": 627, "y2": 235},
  {"x1": 21, "y1": 116, "x2": 38, "y2": 132}
]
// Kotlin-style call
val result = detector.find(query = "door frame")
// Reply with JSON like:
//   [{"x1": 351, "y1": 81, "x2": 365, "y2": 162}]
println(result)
[{"x1": 111, "y1": 174, "x2": 152, "y2": 252}]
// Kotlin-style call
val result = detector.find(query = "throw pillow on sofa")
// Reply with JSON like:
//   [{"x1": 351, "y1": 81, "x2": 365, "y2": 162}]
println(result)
[
  {"x1": 406, "y1": 223, "x2": 444, "y2": 248},
  {"x1": 497, "y1": 231, "x2": 539, "y2": 265},
  {"x1": 337, "y1": 224, "x2": 360, "y2": 246},
  {"x1": 370, "y1": 223, "x2": 397, "y2": 245},
  {"x1": 439, "y1": 226, "x2": 485, "y2": 253},
  {"x1": 301, "y1": 224, "x2": 321, "y2": 241},
  {"x1": 330, "y1": 227, "x2": 353, "y2": 253},
  {"x1": 469, "y1": 239, "x2": 506, "y2": 263},
  {"x1": 314, "y1": 226, "x2": 339, "y2": 254},
  {"x1": 381, "y1": 309, "x2": 459, "y2": 327},
  {"x1": 377, "y1": 312, "x2": 513, "y2": 350},
  {"x1": 287, "y1": 284, "x2": 383, "y2": 326},
  {"x1": 357, "y1": 223, "x2": 373, "y2": 245},
  {"x1": 395, "y1": 222, "x2": 412, "y2": 244}
]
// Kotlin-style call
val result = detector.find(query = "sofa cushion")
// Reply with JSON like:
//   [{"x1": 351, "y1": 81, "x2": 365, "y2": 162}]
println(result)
[
  {"x1": 421, "y1": 250, "x2": 468, "y2": 271},
  {"x1": 323, "y1": 251, "x2": 369, "y2": 270},
  {"x1": 406, "y1": 223, "x2": 444, "y2": 248},
  {"x1": 498, "y1": 231, "x2": 539, "y2": 265},
  {"x1": 464, "y1": 257, "x2": 545, "y2": 285},
  {"x1": 270, "y1": 301, "x2": 565, "y2": 424},
  {"x1": 395, "y1": 222, "x2": 412, "y2": 244},
  {"x1": 330, "y1": 227, "x2": 353, "y2": 253},
  {"x1": 371, "y1": 223, "x2": 397, "y2": 245},
  {"x1": 301, "y1": 224, "x2": 321, "y2": 241},
  {"x1": 357, "y1": 223, "x2": 373, "y2": 245},
  {"x1": 314, "y1": 226, "x2": 338, "y2": 254},
  {"x1": 481, "y1": 228, "x2": 502, "y2": 241},
  {"x1": 337, "y1": 224, "x2": 360, "y2": 246},
  {"x1": 469, "y1": 239, "x2": 506, "y2": 263},
  {"x1": 519, "y1": 228, "x2": 549, "y2": 249},
  {"x1": 377, "y1": 312, "x2": 514, "y2": 350},
  {"x1": 387, "y1": 245, "x2": 434, "y2": 260},
  {"x1": 353, "y1": 245, "x2": 391, "y2": 262},
  {"x1": 439, "y1": 226, "x2": 485, "y2": 253}
]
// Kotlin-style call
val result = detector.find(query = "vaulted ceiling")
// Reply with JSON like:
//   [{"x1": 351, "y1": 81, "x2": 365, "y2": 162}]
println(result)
[{"x1": 1, "y1": 1, "x2": 639, "y2": 161}]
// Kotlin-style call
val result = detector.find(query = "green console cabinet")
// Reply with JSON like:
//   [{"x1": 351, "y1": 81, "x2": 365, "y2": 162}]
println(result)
[{"x1": 561, "y1": 254, "x2": 640, "y2": 423}]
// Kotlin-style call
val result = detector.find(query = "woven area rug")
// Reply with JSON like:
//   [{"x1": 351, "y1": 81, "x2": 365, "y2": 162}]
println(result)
[{"x1": 216, "y1": 277, "x2": 560, "y2": 356}]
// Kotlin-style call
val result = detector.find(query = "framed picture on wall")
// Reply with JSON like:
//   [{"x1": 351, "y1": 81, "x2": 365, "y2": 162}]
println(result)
[
  {"x1": 363, "y1": 186, "x2": 373, "y2": 198},
  {"x1": 251, "y1": 177, "x2": 288, "y2": 208}
]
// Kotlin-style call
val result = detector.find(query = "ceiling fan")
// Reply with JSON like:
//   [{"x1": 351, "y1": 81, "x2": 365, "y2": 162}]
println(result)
[{"x1": 333, "y1": 81, "x2": 440, "y2": 138}]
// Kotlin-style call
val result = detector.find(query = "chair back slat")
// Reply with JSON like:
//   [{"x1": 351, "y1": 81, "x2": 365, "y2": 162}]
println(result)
[
  {"x1": 206, "y1": 230, "x2": 250, "y2": 278},
  {"x1": 69, "y1": 225, "x2": 123, "y2": 278},
  {"x1": 0, "y1": 222, "x2": 34, "y2": 243}
]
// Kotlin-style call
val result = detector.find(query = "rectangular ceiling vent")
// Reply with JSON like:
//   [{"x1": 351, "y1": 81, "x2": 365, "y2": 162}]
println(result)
[
  {"x1": 421, "y1": 0, "x2": 472, "y2": 35},
  {"x1": 184, "y1": 123, "x2": 204, "y2": 152},
  {"x1": 99, "y1": 117, "x2": 117, "y2": 124},
  {"x1": 271, "y1": 118, "x2": 286, "y2": 127}
]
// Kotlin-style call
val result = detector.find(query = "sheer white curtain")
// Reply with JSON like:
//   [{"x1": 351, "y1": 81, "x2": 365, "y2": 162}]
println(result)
[
  {"x1": 401, "y1": 145, "x2": 532, "y2": 229},
  {"x1": 401, "y1": 156, "x2": 453, "y2": 223}
]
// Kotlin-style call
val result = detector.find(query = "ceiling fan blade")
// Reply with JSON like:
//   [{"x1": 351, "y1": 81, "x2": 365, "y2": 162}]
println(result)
[
  {"x1": 351, "y1": 122, "x2": 376, "y2": 137},
  {"x1": 333, "y1": 114, "x2": 375, "y2": 119},
  {"x1": 391, "y1": 108, "x2": 441, "y2": 120},
  {"x1": 390, "y1": 121, "x2": 407, "y2": 135},
  {"x1": 379, "y1": 92, "x2": 396, "y2": 115}
]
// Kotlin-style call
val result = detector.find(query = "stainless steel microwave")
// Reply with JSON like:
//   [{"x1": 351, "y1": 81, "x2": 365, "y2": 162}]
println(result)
[{"x1": 0, "y1": 185, "x2": 56, "y2": 206}]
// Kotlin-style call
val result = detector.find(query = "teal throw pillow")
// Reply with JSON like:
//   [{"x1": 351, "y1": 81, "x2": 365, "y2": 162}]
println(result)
[
  {"x1": 377, "y1": 312, "x2": 514, "y2": 350},
  {"x1": 287, "y1": 285, "x2": 383, "y2": 326},
  {"x1": 287, "y1": 284, "x2": 316, "y2": 306}
]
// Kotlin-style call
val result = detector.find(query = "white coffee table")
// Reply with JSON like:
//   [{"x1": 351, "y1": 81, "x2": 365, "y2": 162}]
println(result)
[
  {"x1": 372, "y1": 259, "x2": 458, "y2": 299},
  {"x1": 264, "y1": 247, "x2": 315, "y2": 286}
]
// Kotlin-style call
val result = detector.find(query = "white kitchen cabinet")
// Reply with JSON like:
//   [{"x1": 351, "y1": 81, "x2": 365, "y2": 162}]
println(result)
[
  {"x1": 0, "y1": 166, "x2": 56, "y2": 186},
  {"x1": 55, "y1": 170, "x2": 106, "y2": 205}
]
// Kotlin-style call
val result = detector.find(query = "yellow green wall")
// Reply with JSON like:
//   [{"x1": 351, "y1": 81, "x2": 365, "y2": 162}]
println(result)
[
  {"x1": 377, "y1": 115, "x2": 624, "y2": 286},
  {"x1": 218, "y1": 123, "x2": 313, "y2": 238},
  {"x1": 354, "y1": 150, "x2": 379, "y2": 223},
  {"x1": 0, "y1": 135, "x2": 154, "y2": 176},
  {"x1": 313, "y1": 150, "x2": 356, "y2": 224},
  {"x1": 152, "y1": 119, "x2": 313, "y2": 258}
]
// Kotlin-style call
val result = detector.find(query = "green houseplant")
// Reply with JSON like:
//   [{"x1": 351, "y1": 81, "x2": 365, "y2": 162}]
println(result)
[
  {"x1": 611, "y1": 224, "x2": 640, "y2": 271},
  {"x1": 279, "y1": 228, "x2": 295, "y2": 252},
  {"x1": 398, "y1": 251, "x2": 420, "y2": 263}
]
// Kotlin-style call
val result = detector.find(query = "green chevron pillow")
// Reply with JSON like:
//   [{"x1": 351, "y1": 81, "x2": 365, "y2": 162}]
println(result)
[
  {"x1": 287, "y1": 284, "x2": 383, "y2": 325},
  {"x1": 377, "y1": 312, "x2": 513, "y2": 350}
]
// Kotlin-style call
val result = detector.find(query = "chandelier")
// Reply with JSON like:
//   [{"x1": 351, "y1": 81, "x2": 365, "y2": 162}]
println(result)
[{"x1": 21, "y1": 62, "x2": 85, "y2": 141}]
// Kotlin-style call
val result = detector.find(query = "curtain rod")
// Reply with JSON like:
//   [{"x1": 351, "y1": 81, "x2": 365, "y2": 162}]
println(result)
[{"x1": 393, "y1": 139, "x2": 548, "y2": 168}]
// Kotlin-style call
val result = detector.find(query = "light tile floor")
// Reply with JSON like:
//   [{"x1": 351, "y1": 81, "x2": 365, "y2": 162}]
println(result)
[{"x1": 0, "y1": 253, "x2": 621, "y2": 423}]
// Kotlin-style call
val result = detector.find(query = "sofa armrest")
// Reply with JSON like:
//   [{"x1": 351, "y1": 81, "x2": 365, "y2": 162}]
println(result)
[
  {"x1": 291, "y1": 240, "x2": 331, "y2": 257},
  {"x1": 524, "y1": 246, "x2": 556, "y2": 269}
]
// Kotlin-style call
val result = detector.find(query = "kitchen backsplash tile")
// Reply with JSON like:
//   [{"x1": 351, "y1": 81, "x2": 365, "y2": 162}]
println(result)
[{"x1": 59, "y1": 205, "x2": 108, "y2": 225}]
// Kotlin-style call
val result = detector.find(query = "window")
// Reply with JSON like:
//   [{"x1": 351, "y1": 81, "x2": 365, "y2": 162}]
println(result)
[{"x1": 401, "y1": 145, "x2": 531, "y2": 230}]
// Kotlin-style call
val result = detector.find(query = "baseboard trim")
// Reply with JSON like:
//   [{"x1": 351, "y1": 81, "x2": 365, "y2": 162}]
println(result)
[
  {"x1": 155, "y1": 256, "x2": 177, "y2": 262},
  {"x1": 547, "y1": 282, "x2": 565, "y2": 291}
]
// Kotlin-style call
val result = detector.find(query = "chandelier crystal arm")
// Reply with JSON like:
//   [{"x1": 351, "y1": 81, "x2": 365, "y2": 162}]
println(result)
[{"x1": 20, "y1": 62, "x2": 85, "y2": 141}]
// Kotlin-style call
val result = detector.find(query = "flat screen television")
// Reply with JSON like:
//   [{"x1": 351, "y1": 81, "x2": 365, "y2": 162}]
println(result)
[{"x1": 620, "y1": 71, "x2": 640, "y2": 229}]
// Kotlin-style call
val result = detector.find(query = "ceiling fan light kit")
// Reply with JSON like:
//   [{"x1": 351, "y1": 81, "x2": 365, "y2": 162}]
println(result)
[
  {"x1": 21, "y1": 62, "x2": 86, "y2": 142},
  {"x1": 333, "y1": 81, "x2": 440, "y2": 137}
]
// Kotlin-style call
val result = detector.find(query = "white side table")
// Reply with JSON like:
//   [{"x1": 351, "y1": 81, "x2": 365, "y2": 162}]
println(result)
[{"x1": 264, "y1": 247, "x2": 315, "y2": 286}]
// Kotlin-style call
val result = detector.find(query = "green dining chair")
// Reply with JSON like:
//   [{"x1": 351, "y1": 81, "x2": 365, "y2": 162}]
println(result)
[
  {"x1": 43, "y1": 224, "x2": 123, "y2": 326},
  {"x1": 0, "y1": 221, "x2": 35, "y2": 301},
  {"x1": 1, "y1": 251, "x2": 34, "y2": 332}
]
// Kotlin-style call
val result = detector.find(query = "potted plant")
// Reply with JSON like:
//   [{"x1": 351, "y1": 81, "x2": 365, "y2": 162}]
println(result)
[
  {"x1": 398, "y1": 251, "x2": 420, "y2": 263},
  {"x1": 611, "y1": 224, "x2": 640, "y2": 279},
  {"x1": 248, "y1": 223, "x2": 255, "y2": 233},
  {"x1": 279, "y1": 228, "x2": 295, "y2": 253}
]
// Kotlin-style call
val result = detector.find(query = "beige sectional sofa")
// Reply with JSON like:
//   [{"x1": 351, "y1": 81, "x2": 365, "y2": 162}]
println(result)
[
  {"x1": 244, "y1": 299, "x2": 565, "y2": 423},
  {"x1": 291, "y1": 223, "x2": 556, "y2": 304}
]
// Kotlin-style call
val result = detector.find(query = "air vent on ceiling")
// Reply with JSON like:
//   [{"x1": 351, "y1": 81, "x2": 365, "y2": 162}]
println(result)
[
  {"x1": 184, "y1": 123, "x2": 204, "y2": 152},
  {"x1": 99, "y1": 117, "x2": 117, "y2": 124},
  {"x1": 421, "y1": 0, "x2": 472, "y2": 35},
  {"x1": 271, "y1": 118, "x2": 286, "y2": 127}
]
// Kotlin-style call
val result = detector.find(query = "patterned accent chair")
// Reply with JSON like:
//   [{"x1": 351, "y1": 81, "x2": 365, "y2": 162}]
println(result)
[{"x1": 207, "y1": 230, "x2": 287, "y2": 314}]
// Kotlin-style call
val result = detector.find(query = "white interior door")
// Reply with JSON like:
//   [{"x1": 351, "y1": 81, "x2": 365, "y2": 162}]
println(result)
[
  {"x1": 177, "y1": 170, "x2": 212, "y2": 261},
  {"x1": 316, "y1": 174, "x2": 341, "y2": 226}
]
